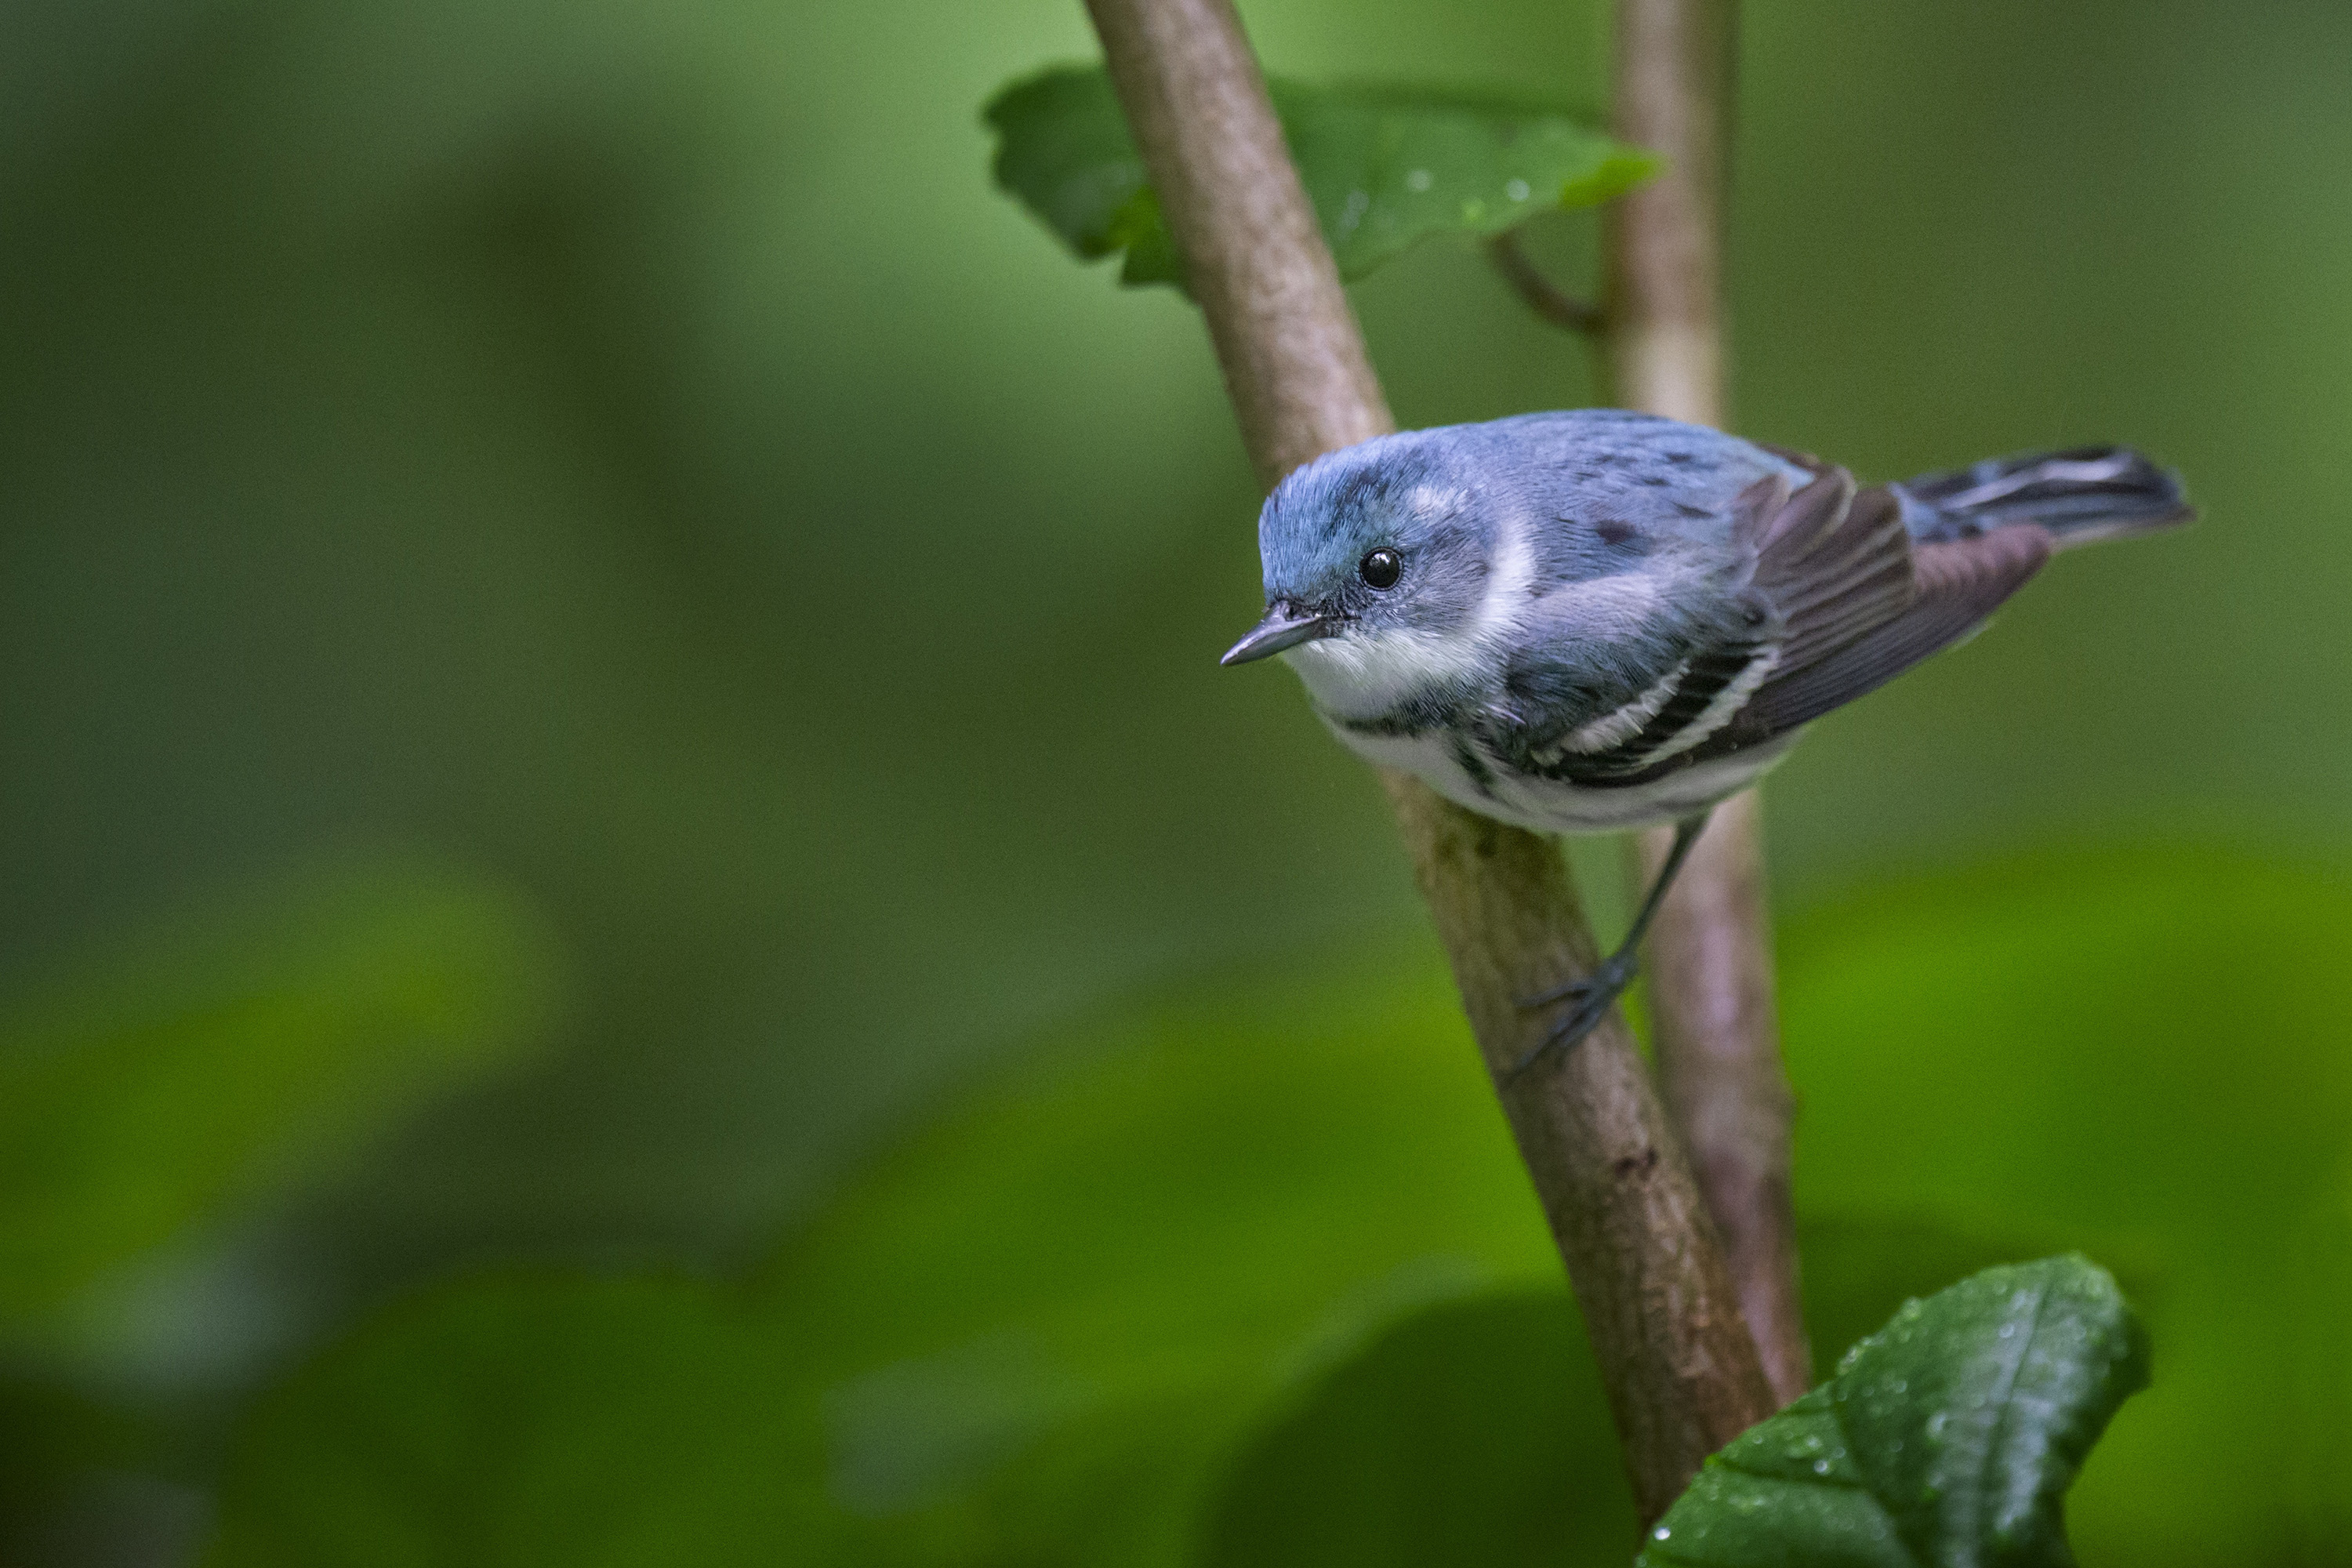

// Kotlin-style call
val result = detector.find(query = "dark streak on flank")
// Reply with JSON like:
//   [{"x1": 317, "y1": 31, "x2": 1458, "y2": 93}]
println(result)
[
  {"x1": 1331, "y1": 684, "x2": 1464, "y2": 739},
  {"x1": 1555, "y1": 642, "x2": 1766, "y2": 786},
  {"x1": 1450, "y1": 735, "x2": 1500, "y2": 800}
]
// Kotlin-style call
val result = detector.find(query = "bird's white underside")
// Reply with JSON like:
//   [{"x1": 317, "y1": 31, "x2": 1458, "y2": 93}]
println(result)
[
  {"x1": 1327, "y1": 718, "x2": 1795, "y2": 833},
  {"x1": 1282, "y1": 514, "x2": 1793, "y2": 831},
  {"x1": 1288, "y1": 608, "x2": 1792, "y2": 829}
]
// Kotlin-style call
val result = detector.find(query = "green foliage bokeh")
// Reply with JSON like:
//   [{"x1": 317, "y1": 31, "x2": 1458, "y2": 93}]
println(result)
[{"x1": 183, "y1": 852, "x2": 2352, "y2": 1566}]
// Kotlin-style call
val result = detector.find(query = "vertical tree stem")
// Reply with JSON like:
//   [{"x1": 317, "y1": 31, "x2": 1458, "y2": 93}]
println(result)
[
  {"x1": 1635, "y1": 796, "x2": 1808, "y2": 1401},
  {"x1": 1602, "y1": 0, "x2": 1812, "y2": 1404},
  {"x1": 1082, "y1": 0, "x2": 1771, "y2": 1522}
]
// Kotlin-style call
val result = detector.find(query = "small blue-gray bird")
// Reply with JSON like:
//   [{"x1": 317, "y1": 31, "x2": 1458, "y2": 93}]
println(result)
[{"x1": 1221, "y1": 410, "x2": 2190, "y2": 1078}]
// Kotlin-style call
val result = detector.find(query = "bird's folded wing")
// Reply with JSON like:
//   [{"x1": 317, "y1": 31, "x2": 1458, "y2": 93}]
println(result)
[
  {"x1": 1739, "y1": 461, "x2": 1915, "y2": 671},
  {"x1": 1737, "y1": 520, "x2": 2052, "y2": 735},
  {"x1": 1520, "y1": 466, "x2": 1922, "y2": 786},
  {"x1": 1508, "y1": 466, "x2": 2049, "y2": 789},
  {"x1": 1556, "y1": 483, "x2": 2050, "y2": 787}
]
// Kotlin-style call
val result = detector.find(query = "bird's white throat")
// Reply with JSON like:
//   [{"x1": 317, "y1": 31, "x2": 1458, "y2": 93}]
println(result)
[
  {"x1": 1281, "y1": 501, "x2": 1543, "y2": 720},
  {"x1": 1281, "y1": 626, "x2": 1489, "y2": 718}
]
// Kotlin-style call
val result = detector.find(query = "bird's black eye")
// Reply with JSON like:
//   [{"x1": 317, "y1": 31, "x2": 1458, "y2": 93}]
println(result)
[{"x1": 1359, "y1": 547, "x2": 1402, "y2": 590}]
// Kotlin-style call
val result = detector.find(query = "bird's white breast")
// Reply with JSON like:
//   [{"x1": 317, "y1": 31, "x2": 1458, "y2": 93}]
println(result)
[{"x1": 1323, "y1": 718, "x2": 1798, "y2": 834}]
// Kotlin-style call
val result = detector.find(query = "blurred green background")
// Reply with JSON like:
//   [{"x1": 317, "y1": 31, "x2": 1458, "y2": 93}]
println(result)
[{"x1": 3, "y1": 0, "x2": 2350, "y2": 1563}]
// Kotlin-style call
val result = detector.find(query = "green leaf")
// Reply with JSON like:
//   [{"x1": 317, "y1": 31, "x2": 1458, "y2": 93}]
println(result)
[
  {"x1": 209, "y1": 850, "x2": 2346, "y2": 1566},
  {"x1": 205, "y1": 1277, "x2": 814, "y2": 1568},
  {"x1": 0, "y1": 866, "x2": 561, "y2": 1324},
  {"x1": 1640, "y1": 1257, "x2": 2151, "y2": 1568},
  {"x1": 1793, "y1": 1215, "x2": 2132, "y2": 1392},
  {"x1": 1774, "y1": 851, "x2": 2352, "y2": 1559},
  {"x1": 0, "y1": 1371, "x2": 158, "y2": 1527},
  {"x1": 1200, "y1": 1289, "x2": 1637, "y2": 1568},
  {"x1": 756, "y1": 964, "x2": 1566, "y2": 1566},
  {"x1": 207, "y1": 958, "x2": 1564, "y2": 1566},
  {"x1": 984, "y1": 65, "x2": 1657, "y2": 288}
]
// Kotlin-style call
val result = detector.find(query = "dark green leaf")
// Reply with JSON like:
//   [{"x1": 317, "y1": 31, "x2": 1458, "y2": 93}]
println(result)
[
  {"x1": 1773, "y1": 851, "x2": 2352, "y2": 1559},
  {"x1": 209, "y1": 851, "x2": 2347, "y2": 1566},
  {"x1": 1201, "y1": 1290, "x2": 1637, "y2": 1568},
  {"x1": 206, "y1": 960, "x2": 1562, "y2": 1566},
  {"x1": 1792, "y1": 1215, "x2": 2147, "y2": 1391},
  {"x1": 0, "y1": 867, "x2": 561, "y2": 1324},
  {"x1": 984, "y1": 65, "x2": 1656, "y2": 288},
  {"x1": 754, "y1": 965, "x2": 1561, "y2": 1565},
  {"x1": 1641, "y1": 1256, "x2": 2150, "y2": 1568},
  {"x1": 205, "y1": 1277, "x2": 816, "y2": 1567},
  {"x1": 0, "y1": 1373, "x2": 158, "y2": 1528}
]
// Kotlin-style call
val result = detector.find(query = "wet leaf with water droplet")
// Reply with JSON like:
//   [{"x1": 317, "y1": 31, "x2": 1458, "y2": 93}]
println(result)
[
  {"x1": 1639, "y1": 1256, "x2": 2148, "y2": 1568},
  {"x1": 983, "y1": 66, "x2": 1657, "y2": 289}
]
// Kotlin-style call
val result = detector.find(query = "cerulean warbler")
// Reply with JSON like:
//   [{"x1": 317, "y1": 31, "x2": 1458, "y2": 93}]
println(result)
[{"x1": 1221, "y1": 410, "x2": 2190, "y2": 1076}]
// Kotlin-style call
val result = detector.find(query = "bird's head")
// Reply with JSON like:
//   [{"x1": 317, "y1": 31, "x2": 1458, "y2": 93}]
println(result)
[{"x1": 1222, "y1": 432, "x2": 1508, "y2": 716}]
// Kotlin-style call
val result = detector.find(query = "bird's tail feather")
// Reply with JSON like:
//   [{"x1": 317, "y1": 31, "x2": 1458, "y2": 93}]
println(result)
[{"x1": 1893, "y1": 446, "x2": 2193, "y2": 550}]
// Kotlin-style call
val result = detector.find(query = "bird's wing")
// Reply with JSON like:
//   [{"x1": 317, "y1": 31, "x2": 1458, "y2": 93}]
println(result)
[
  {"x1": 1734, "y1": 521, "x2": 2050, "y2": 735},
  {"x1": 1496, "y1": 586, "x2": 1784, "y2": 787},
  {"x1": 1523, "y1": 460, "x2": 2049, "y2": 788},
  {"x1": 1739, "y1": 464, "x2": 1915, "y2": 672}
]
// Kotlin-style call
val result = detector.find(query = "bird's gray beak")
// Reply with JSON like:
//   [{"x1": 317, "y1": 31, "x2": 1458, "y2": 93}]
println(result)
[{"x1": 1220, "y1": 601, "x2": 1339, "y2": 666}]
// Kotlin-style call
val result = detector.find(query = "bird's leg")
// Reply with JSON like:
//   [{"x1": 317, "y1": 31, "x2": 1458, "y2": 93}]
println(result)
[{"x1": 1503, "y1": 811, "x2": 1711, "y2": 1086}]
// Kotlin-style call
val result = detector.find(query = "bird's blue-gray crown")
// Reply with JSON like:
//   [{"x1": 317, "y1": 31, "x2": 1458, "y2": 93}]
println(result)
[{"x1": 1225, "y1": 431, "x2": 1498, "y2": 670}]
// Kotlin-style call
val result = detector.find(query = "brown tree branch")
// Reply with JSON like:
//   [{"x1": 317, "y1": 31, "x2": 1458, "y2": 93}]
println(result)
[
  {"x1": 1602, "y1": 0, "x2": 1812, "y2": 1405},
  {"x1": 1083, "y1": 0, "x2": 1771, "y2": 1522},
  {"x1": 1486, "y1": 228, "x2": 1606, "y2": 336}
]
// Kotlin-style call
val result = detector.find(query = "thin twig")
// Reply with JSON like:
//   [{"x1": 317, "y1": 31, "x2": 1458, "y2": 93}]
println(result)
[
  {"x1": 1486, "y1": 228, "x2": 1606, "y2": 335},
  {"x1": 1081, "y1": 0, "x2": 1772, "y2": 1523},
  {"x1": 1637, "y1": 797, "x2": 1808, "y2": 1401},
  {"x1": 1602, "y1": 0, "x2": 1813, "y2": 1406}
]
